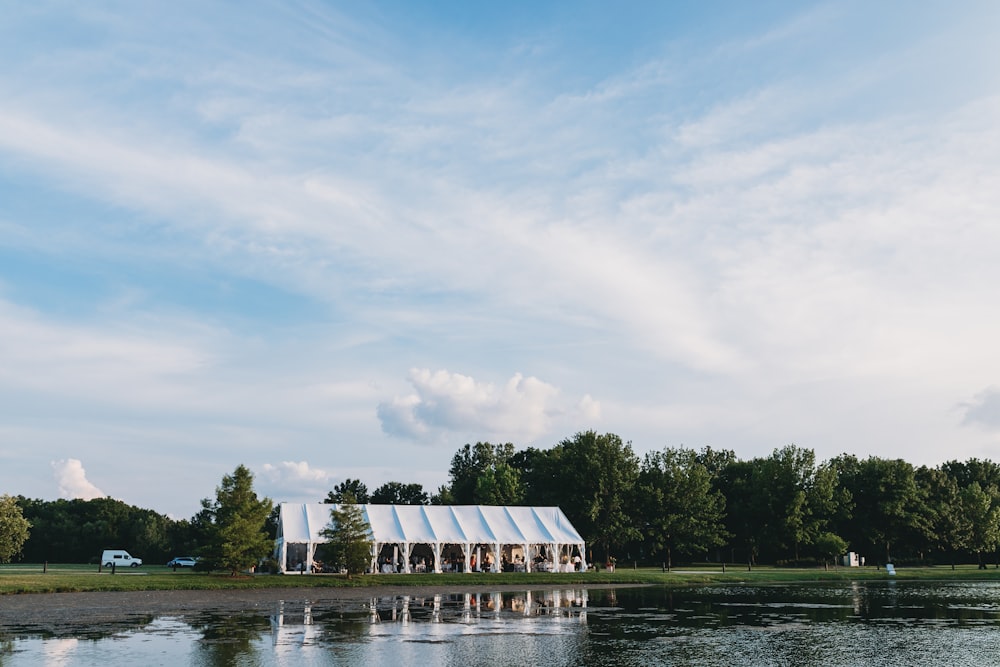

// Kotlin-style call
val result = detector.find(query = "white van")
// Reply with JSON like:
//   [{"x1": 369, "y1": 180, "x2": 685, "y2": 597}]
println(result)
[{"x1": 101, "y1": 549, "x2": 143, "y2": 568}]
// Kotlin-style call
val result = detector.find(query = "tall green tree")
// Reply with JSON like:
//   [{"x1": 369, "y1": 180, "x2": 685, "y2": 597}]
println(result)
[
  {"x1": 833, "y1": 455, "x2": 926, "y2": 563},
  {"x1": 319, "y1": 493, "x2": 372, "y2": 576},
  {"x1": 371, "y1": 482, "x2": 429, "y2": 505},
  {"x1": 637, "y1": 448, "x2": 727, "y2": 569},
  {"x1": 918, "y1": 466, "x2": 970, "y2": 568},
  {"x1": 324, "y1": 479, "x2": 370, "y2": 504},
  {"x1": 445, "y1": 442, "x2": 524, "y2": 505},
  {"x1": 941, "y1": 458, "x2": 1000, "y2": 490},
  {"x1": 758, "y1": 445, "x2": 840, "y2": 561},
  {"x1": 714, "y1": 458, "x2": 760, "y2": 567},
  {"x1": 814, "y1": 532, "x2": 848, "y2": 570},
  {"x1": 512, "y1": 446, "x2": 566, "y2": 507},
  {"x1": 0, "y1": 495, "x2": 31, "y2": 563},
  {"x1": 962, "y1": 482, "x2": 1000, "y2": 569},
  {"x1": 549, "y1": 431, "x2": 640, "y2": 562},
  {"x1": 203, "y1": 465, "x2": 274, "y2": 576}
]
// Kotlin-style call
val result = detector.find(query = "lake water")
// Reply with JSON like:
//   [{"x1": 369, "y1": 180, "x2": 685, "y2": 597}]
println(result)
[{"x1": 2, "y1": 581, "x2": 999, "y2": 665}]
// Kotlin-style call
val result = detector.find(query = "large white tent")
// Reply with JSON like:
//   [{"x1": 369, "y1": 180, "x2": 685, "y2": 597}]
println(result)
[{"x1": 275, "y1": 503, "x2": 587, "y2": 575}]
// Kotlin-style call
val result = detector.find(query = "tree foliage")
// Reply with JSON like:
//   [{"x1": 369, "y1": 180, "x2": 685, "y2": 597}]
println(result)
[
  {"x1": 0, "y1": 495, "x2": 31, "y2": 563},
  {"x1": 962, "y1": 482, "x2": 1000, "y2": 568},
  {"x1": 371, "y1": 482, "x2": 429, "y2": 505},
  {"x1": 324, "y1": 479, "x2": 370, "y2": 504},
  {"x1": 16, "y1": 496, "x2": 189, "y2": 564},
  {"x1": 833, "y1": 456, "x2": 926, "y2": 563},
  {"x1": 814, "y1": 532, "x2": 848, "y2": 568},
  {"x1": 446, "y1": 442, "x2": 524, "y2": 505},
  {"x1": 10, "y1": 442, "x2": 1000, "y2": 570},
  {"x1": 637, "y1": 448, "x2": 727, "y2": 568},
  {"x1": 551, "y1": 431, "x2": 640, "y2": 561},
  {"x1": 319, "y1": 493, "x2": 372, "y2": 576},
  {"x1": 202, "y1": 465, "x2": 274, "y2": 576}
]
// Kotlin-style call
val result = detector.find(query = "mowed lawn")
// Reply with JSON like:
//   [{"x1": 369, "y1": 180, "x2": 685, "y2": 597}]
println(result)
[{"x1": 3, "y1": 562, "x2": 1000, "y2": 595}]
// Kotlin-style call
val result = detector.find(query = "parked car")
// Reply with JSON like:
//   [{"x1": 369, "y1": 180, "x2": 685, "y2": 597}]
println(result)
[
  {"x1": 166, "y1": 556, "x2": 198, "y2": 568},
  {"x1": 102, "y1": 549, "x2": 142, "y2": 568}
]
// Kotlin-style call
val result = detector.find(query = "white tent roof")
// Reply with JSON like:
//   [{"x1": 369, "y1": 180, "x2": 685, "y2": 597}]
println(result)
[{"x1": 277, "y1": 503, "x2": 584, "y2": 546}]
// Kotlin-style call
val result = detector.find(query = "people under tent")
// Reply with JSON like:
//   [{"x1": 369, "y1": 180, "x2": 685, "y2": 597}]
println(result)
[{"x1": 274, "y1": 503, "x2": 587, "y2": 575}]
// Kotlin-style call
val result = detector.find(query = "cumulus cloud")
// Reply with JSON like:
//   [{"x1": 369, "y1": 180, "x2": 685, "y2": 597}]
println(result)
[
  {"x1": 377, "y1": 368, "x2": 599, "y2": 444},
  {"x1": 258, "y1": 461, "x2": 335, "y2": 502},
  {"x1": 577, "y1": 394, "x2": 602, "y2": 421},
  {"x1": 960, "y1": 387, "x2": 1000, "y2": 431},
  {"x1": 51, "y1": 459, "x2": 106, "y2": 500}
]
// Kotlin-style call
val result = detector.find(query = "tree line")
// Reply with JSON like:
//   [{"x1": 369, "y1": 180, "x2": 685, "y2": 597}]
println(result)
[
  {"x1": 4, "y1": 432, "x2": 1000, "y2": 569},
  {"x1": 324, "y1": 433, "x2": 1000, "y2": 569},
  {"x1": 5, "y1": 466, "x2": 273, "y2": 573}
]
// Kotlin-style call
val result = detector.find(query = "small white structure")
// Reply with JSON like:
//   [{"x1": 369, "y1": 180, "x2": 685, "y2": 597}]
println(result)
[
  {"x1": 842, "y1": 551, "x2": 860, "y2": 567},
  {"x1": 274, "y1": 503, "x2": 587, "y2": 575}
]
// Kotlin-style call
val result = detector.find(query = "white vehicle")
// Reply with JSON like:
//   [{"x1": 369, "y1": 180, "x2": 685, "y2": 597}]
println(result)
[{"x1": 101, "y1": 549, "x2": 143, "y2": 568}]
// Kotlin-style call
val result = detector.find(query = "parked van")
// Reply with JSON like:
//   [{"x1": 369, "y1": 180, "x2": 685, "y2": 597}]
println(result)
[{"x1": 101, "y1": 549, "x2": 143, "y2": 568}]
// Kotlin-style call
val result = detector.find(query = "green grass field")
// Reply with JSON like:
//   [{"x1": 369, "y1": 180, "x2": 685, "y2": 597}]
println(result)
[{"x1": 3, "y1": 562, "x2": 1000, "y2": 595}]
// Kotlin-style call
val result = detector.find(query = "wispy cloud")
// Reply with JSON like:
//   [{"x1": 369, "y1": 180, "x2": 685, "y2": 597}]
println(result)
[{"x1": 2, "y1": 2, "x2": 999, "y2": 515}]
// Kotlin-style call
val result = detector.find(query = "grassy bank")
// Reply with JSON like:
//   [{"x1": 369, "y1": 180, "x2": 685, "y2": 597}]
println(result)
[{"x1": 3, "y1": 563, "x2": 1000, "y2": 595}]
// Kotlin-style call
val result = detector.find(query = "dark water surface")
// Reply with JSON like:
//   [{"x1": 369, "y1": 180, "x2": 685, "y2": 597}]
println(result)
[{"x1": 2, "y1": 581, "x2": 999, "y2": 665}]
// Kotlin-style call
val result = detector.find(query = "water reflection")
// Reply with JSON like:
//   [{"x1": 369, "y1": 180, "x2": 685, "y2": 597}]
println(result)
[{"x1": 3, "y1": 582, "x2": 1000, "y2": 666}]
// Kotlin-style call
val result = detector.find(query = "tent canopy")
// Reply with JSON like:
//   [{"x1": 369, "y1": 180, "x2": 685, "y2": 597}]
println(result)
[{"x1": 275, "y1": 503, "x2": 585, "y2": 574}]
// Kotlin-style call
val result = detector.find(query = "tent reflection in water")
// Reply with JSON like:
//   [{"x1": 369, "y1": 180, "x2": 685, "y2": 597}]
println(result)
[{"x1": 274, "y1": 504, "x2": 587, "y2": 575}]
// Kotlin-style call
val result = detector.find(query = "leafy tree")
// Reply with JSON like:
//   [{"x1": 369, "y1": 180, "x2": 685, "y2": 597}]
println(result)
[
  {"x1": 429, "y1": 485, "x2": 455, "y2": 505},
  {"x1": 716, "y1": 458, "x2": 764, "y2": 567},
  {"x1": 371, "y1": 482, "x2": 429, "y2": 505},
  {"x1": 695, "y1": 446, "x2": 738, "y2": 480},
  {"x1": 756, "y1": 445, "x2": 839, "y2": 561},
  {"x1": 203, "y1": 465, "x2": 274, "y2": 576},
  {"x1": 833, "y1": 455, "x2": 926, "y2": 563},
  {"x1": 512, "y1": 446, "x2": 566, "y2": 507},
  {"x1": 0, "y1": 495, "x2": 31, "y2": 563},
  {"x1": 918, "y1": 466, "x2": 970, "y2": 568},
  {"x1": 941, "y1": 458, "x2": 1000, "y2": 490},
  {"x1": 319, "y1": 493, "x2": 372, "y2": 576},
  {"x1": 637, "y1": 448, "x2": 727, "y2": 569},
  {"x1": 962, "y1": 482, "x2": 1000, "y2": 569},
  {"x1": 445, "y1": 442, "x2": 524, "y2": 504},
  {"x1": 814, "y1": 532, "x2": 848, "y2": 570},
  {"x1": 548, "y1": 431, "x2": 640, "y2": 562},
  {"x1": 474, "y1": 464, "x2": 524, "y2": 505},
  {"x1": 324, "y1": 479, "x2": 370, "y2": 504}
]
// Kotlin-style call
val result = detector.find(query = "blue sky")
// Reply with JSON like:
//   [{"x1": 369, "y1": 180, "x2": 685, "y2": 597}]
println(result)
[{"x1": 2, "y1": 1, "x2": 999, "y2": 518}]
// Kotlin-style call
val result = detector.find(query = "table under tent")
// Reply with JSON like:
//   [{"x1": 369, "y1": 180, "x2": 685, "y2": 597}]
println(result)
[{"x1": 274, "y1": 503, "x2": 587, "y2": 575}]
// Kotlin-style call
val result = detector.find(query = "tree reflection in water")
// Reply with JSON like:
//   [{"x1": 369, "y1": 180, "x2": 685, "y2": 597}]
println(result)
[{"x1": 188, "y1": 608, "x2": 270, "y2": 667}]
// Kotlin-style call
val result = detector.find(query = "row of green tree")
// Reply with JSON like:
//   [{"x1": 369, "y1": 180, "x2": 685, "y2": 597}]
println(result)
[
  {"x1": 5, "y1": 432, "x2": 1000, "y2": 569},
  {"x1": 325, "y1": 433, "x2": 1000, "y2": 568},
  {"x1": 5, "y1": 466, "x2": 273, "y2": 574}
]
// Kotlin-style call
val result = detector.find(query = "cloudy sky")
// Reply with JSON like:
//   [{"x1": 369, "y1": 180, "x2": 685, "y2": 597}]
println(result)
[{"x1": 2, "y1": 1, "x2": 999, "y2": 518}]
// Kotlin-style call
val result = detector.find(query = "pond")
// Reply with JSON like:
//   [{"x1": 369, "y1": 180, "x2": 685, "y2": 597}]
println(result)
[{"x1": 2, "y1": 581, "x2": 999, "y2": 665}]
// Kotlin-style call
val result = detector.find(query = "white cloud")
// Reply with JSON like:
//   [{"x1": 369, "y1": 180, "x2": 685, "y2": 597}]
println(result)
[
  {"x1": 261, "y1": 460, "x2": 332, "y2": 484},
  {"x1": 577, "y1": 394, "x2": 602, "y2": 421},
  {"x1": 377, "y1": 368, "x2": 598, "y2": 444},
  {"x1": 51, "y1": 459, "x2": 106, "y2": 501},
  {"x1": 258, "y1": 461, "x2": 335, "y2": 502}
]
